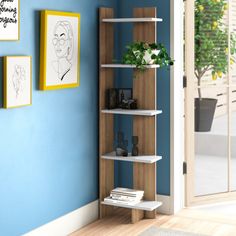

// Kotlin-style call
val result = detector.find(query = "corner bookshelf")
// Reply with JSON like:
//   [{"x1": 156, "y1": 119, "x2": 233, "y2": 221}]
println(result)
[{"x1": 99, "y1": 7, "x2": 162, "y2": 223}]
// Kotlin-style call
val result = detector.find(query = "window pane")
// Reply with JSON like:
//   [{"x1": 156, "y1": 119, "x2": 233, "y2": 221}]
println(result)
[
  {"x1": 230, "y1": 0, "x2": 236, "y2": 84},
  {"x1": 195, "y1": 88, "x2": 228, "y2": 196},
  {"x1": 231, "y1": 89, "x2": 236, "y2": 191},
  {"x1": 194, "y1": 0, "x2": 230, "y2": 196}
]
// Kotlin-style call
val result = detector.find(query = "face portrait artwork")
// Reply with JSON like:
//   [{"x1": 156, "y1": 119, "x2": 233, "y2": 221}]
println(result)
[
  {"x1": 4, "y1": 56, "x2": 32, "y2": 109},
  {"x1": 40, "y1": 11, "x2": 80, "y2": 90},
  {"x1": 52, "y1": 21, "x2": 74, "y2": 81},
  {"x1": 12, "y1": 64, "x2": 26, "y2": 98}
]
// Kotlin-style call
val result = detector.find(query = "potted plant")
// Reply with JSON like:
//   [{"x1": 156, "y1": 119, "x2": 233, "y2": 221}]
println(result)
[
  {"x1": 195, "y1": 0, "x2": 236, "y2": 132},
  {"x1": 122, "y1": 42, "x2": 174, "y2": 70}
]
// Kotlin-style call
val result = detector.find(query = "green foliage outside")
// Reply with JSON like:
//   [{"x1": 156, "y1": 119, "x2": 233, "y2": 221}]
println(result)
[{"x1": 195, "y1": 0, "x2": 236, "y2": 98}]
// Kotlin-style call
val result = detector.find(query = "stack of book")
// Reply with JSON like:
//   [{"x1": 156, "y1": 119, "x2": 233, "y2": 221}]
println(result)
[{"x1": 104, "y1": 187, "x2": 144, "y2": 206}]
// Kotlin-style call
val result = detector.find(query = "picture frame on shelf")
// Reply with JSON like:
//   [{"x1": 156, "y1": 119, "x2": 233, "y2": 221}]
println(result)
[
  {"x1": 118, "y1": 88, "x2": 137, "y2": 109},
  {"x1": 3, "y1": 56, "x2": 32, "y2": 109},
  {"x1": 106, "y1": 88, "x2": 137, "y2": 110},
  {"x1": 118, "y1": 88, "x2": 132, "y2": 105},
  {"x1": 39, "y1": 10, "x2": 80, "y2": 90},
  {"x1": 0, "y1": 0, "x2": 20, "y2": 41}
]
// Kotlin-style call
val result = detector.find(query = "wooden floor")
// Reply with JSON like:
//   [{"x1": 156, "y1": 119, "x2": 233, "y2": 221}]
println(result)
[{"x1": 71, "y1": 208, "x2": 236, "y2": 236}]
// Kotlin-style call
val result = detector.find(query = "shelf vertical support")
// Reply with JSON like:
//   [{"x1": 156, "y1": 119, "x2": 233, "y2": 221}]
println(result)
[
  {"x1": 132, "y1": 7, "x2": 157, "y2": 223},
  {"x1": 99, "y1": 8, "x2": 115, "y2": 219}
]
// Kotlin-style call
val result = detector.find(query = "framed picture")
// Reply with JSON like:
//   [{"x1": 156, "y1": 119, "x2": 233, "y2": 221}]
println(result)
[
  {"x1": 3, "y1": 56, "x2": 32, "y2": 109},
  {"x1": 39, "y1": 10, "x2": 80, "y2": 90},
  {"x1": 118, "y1": 88, "x2": 133, "y2": 104},
  {"x1": 0, "y1": 0, "x2": 20, "y2": 41}
]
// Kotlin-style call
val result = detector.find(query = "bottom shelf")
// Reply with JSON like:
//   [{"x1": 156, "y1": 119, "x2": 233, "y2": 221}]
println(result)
[{"x1": 101, "y1": 200, "x2": 162, "y2": 211}]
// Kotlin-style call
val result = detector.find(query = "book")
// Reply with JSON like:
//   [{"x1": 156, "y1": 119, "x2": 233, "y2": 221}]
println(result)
[
  {"x1": 104, "y1": 197, "x2": 141, "y2": 206},
  {"x1": 110, "y1": 195, "x2": 143, "y2": 202},
  {"x1": 106, "y1": 188, "x2": 144, "y2": 206},
  {"x1": 111, "y1": 187, "x2": 144, "y2": 197},
  {"x1": 110, "y1": 192, "x2": 143, "y2": 197},
  {"x1": 110, "y1": 192, "x2": 144, "y2": 198}
]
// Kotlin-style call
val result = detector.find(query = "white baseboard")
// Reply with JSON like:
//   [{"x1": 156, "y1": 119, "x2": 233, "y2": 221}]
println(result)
[
  {"x1": 23, "y1": 200, "x2": 99, "y2": 236},
  {"x1": 156, "y1": 194, "x2": 172, "y2": 215},
  {"x1": 23, "y1": 195, "x2": 171, "y2": 236}
]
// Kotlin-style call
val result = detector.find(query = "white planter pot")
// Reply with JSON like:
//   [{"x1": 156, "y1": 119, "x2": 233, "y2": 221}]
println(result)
[
  {"x1": 133, "y1": 49, "x2": 160, "y2": 65},
  {"x1": 143, "y1": 49, "x2": 160, "y2": 64}
]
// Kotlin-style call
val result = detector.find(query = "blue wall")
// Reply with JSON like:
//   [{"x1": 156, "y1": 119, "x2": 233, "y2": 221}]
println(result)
[
  {"x1": 116, "y1": 0, "x2": 171, "y2": 195},
  {"x1": 0, "y1": 0, "x2": 117, "y2": 235},
  {"x1": 0, "y1": 1, "x2": 170, "y2": 235}
]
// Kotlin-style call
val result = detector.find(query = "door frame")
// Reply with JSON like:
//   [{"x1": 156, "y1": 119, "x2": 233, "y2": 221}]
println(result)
[
  {"x1": 185, "y1": 0, "x2": 195, "y2": 207},
  {"x1": 170, "y1": 0, "x2": 185, "y2": 213},
  {"x1": 184, "y1": 0, "x2": 236, "y2": 206}
]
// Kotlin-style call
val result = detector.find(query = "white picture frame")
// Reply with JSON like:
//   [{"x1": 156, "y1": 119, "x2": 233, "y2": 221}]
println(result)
[
  {"x1": 4, "y1": 56, "x2": 32, "y2": 108},
  {"x1": 0, "y1": 0, "x2": 20, "y2": 41}
]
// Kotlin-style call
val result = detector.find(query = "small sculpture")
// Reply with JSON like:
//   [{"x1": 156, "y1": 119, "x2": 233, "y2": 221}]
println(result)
[
  {"x1": 115, "y1": 132, "x2": 124, "y2": 156},
  {"x1": 115, "y1": 132, "x2": 128, "y2": 157},
  {"x1": 120, "y1": 99, "x2": 137, "y2": 110},
  {"x1": 132, "y1": 136, "x2": 139, "y2": 156},
  {"x1": 122, "y1": 140, "x2": 128, "y2": 157}
]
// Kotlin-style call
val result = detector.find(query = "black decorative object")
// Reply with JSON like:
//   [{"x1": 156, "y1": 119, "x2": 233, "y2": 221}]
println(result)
[
  {"x1": 118, "y1": 88, "x2": 138, "y2": 109},
  {"x1": 115, "y1": 132, "x2": 124, "y2": 156},
  {"x1": 120, "y1": 99, "x2": 138, "y2": 109},
  {"x1": 132, "y1": 136, "x2": 139, "y2": 156},
  {"x1": 106, "y1": 88, "x2": 138, "y2": 110},
  {"x1": 122, "y1": 140, "x2": 128, "y2": 157},
  {"x1": 118, "y1": 132, "x2": 123, "y2": 145},
  {"x1": 106, "y1": 88, "x2": 118, "y2": 109},
  {"x1": 115, "y1": 131, "x2": 128, "y2": 156},
  {"x1": 118, "y1": 88, "x2": 132, "y2": 107}
]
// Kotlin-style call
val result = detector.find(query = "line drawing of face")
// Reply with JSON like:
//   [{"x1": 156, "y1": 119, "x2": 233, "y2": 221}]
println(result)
[
  {"x1": 52, "y1": 21, "x2": 74, "y2": 81},
  {"x1": 52, "y1": 21, "x2": 74, "y2": 61},
  {"x1": 12, "y1": 65, "x2": 26, "y2": 99}
]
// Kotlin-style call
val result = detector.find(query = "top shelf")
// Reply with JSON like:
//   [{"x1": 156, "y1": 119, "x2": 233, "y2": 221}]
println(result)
[
  {"x1": 102, "y1": 18, "x2": 163, "y2": 23},
  {"x1": 101, "y1": 64, "x2": 160, "y2": 69}
]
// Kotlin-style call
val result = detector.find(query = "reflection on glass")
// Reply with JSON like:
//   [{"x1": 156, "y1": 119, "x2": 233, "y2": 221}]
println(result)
[
  {"x1": 231, "y1": 1, "x2": 236, "y2": 84},
  {"x1": 194, "y1": 0, "x2": 230, "y2": 196},
  {"x1": 231, "y1": 89, "x2": 236, "y2": 191},
  {"x1": 195, "y1": 0, "x2": 229, "y2": 90},
  {"x1": 194, "y1": 88, "x2": 228, "y2": 196}
]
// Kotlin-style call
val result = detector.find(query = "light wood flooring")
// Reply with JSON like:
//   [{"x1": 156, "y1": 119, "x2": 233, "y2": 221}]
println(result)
[{"x1": 71, "y1": 208, "x2": 236, "y2": 236}]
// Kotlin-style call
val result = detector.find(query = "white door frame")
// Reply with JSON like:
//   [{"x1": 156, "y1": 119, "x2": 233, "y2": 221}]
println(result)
[
  {"x1": 170, "y1": 0, "x2": 185, "y2": 213},
  {"x1": 183, "y1": 0, "x2": 236, "y2": 206},
  {"x1": 184, "y1": 0, "x2": 195, "y2": 207}
]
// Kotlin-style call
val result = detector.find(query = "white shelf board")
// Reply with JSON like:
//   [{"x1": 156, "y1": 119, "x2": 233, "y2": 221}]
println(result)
[
  {"x1": 101, "y1": 109, "x2": 162, "y2": 116},
  {"x1": 102, "y1": 17, "x2": 163, "y2": 23},
  {"x1": 102, "y1": 152, "x2": 162, "y2": 164},
  {"x1": 101, "y1": 200, "x2": 162, "y2": 211},
  {"x1": 101, "y1": 64, "x2": 160, "y2": 69}
]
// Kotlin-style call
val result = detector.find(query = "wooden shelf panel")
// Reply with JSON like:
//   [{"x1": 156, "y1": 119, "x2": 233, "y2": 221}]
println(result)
[
  {"x1": 132, "y1": 7, "x2": 158, "y2": 222},
  {"x1": 101, "y1": 200, "x2": 162, "y2": 211},
  {"x1": 102, "y1": 152, "x2": 162, "y2": 164},
  {"x1": 99, "y1": 7, "x2": 160, "y2": 222},
  {"x1": 101, "y1": 64, "x2": 160, "y2": 69},
  {"x1": 99, "y1": 7, "x2": 115, "y2": 218},
  {"x1": 101, "y1": 109, "x2": 162, "y2": 116},
  {"x1": 102, "y1": 17, "x2": 163, "y2": 23}
]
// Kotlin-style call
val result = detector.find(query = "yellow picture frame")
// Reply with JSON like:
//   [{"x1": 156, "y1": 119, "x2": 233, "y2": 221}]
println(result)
[
  {"x1": 3, "y1": 56, "x2": 32, "y2": 109},
  {"x1": 0, "y1": 0, "x2": 20, "y2": 41},
  {"x1": 39, "y1": 10, "x2": 80, "y2": 90}
]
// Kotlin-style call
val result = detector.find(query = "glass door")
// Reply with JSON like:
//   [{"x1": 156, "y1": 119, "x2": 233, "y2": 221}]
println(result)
[
  {"x1": 185, "y1": 0, "x2": 236, "y2": 204},
  {"x1": 230, "y1": 0, "x2": 236, "y2": 192}
]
